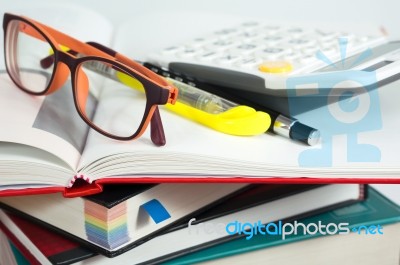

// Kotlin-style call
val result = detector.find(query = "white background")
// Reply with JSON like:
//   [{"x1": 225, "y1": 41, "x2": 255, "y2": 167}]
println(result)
[{"x1": 3, "y1": 0, "x2": 400, "y2": 37}]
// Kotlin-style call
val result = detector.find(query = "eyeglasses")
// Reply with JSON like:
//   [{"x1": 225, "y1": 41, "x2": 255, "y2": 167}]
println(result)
[{"x1": 2, "y1": 13, "x2": 178, "y2": 146}]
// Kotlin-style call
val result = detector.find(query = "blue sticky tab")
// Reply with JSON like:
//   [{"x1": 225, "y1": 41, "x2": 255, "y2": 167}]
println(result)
[{"x1": 141, "y1": 199, "x2": 171, "y2": 224}]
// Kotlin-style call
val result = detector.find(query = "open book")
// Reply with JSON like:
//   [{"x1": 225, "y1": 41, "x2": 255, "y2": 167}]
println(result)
[{"x1": 1, "y1": 4, "x2": 400, "y2": 198}]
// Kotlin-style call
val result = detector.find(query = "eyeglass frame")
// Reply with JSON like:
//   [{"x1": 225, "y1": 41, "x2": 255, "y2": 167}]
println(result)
[{"x1": 2, "y1": 13, "x2": 178, "y2": 146}]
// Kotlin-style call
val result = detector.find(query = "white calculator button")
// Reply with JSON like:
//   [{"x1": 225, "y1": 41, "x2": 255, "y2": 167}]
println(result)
[
  {"x1": 288, "y1": 38, "x2": 316, "y2": 49},
  {"x1": 263, "y1": 25, "x2": 281, "y2": 34},
  {"x1": 257, "y1": 47, "x2": 286, "y2": 60},
  {"x1": 299, "y1": 54, "x2": 317, "y2": 64},
  {"x1": 320, "y1": 38, "x2": 338, "y2": 48},
  {"x1": 229, "y1": 43, "x2": 260, "y2": 55},
  {"x1": 318, "y1": 46, "x2": 338, "y2": 58},
  {"x1": 237, "y1": 57, "x2": 263, "y2": 68},
  {"x1": 198, "y1": 51, "x2": 219, "y2": 61},
  {"x1": 214, "y1": 28, "x2": 237, "y2": 39},
  {"x1": 286, "y1": 27, "x2": 306, "y2": 38},
  {"x1": 238, "y1": 43, "x2": 258, "y2": 50},
  {"x1": 217, "y1": 54, "x2": 241, "y2": 65},
  {"x1": 315, "y1": 30, "x2": 337, "y2": 41},
  {"x1": 185, "y1": 38, "x2": 212, "y2": 48},
  {"x1": 205, "y1": 40, "x2": 235, "y2": 51},
  {"x1": 161, "y1": 46, "x2": 183, "y2": 54},
  {"x1": 238, "y1": 31, "x2": 260, "y2": 38},
  {"x1": 260, "y1": 47, "x2": 284, "y2": 53},
  {"x1": 178, "y1": 48, "x2": 200, "y2": 58},
  {"x1": 262, "y1": 35, "x2": 285, "y2": 44},
  {"x1": 283, "y1": 51, "x2": 302, "y2": 61}
]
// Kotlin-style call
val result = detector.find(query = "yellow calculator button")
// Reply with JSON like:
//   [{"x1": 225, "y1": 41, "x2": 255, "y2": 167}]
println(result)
[{"x1": 258, "y1": 61, "x2": 293, "y2": 73}]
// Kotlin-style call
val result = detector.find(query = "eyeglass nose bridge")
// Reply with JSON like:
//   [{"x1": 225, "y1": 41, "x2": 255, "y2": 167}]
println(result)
[{"x1": 45, "y1": 51, "x2": 87, "y2": 95}]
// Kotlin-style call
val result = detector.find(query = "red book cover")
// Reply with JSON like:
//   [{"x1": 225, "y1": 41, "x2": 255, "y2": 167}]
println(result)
[{"x1": 0, "y1": 211, "x2": 96, "y2": 265}]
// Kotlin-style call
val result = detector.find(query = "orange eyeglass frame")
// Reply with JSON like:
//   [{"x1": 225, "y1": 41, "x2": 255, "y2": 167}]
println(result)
[{"x1": 3, "y1": 13, "x2": 178, "y2": 146}]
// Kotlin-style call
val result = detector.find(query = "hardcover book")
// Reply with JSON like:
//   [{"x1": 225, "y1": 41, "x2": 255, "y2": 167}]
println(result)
[{"x1": 0, "y1": 183, "x2": 248, "y2": 257}]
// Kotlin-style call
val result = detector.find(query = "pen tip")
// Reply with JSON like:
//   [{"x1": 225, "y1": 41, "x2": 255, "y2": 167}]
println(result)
[{"x1": 307, "y1": 129, "x2": 321, "y2": 146}]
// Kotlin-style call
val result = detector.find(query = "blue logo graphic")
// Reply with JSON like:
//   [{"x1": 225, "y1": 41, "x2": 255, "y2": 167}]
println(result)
[{"x1": 287, "y1": 38, "x2": 382, "y2": 167}]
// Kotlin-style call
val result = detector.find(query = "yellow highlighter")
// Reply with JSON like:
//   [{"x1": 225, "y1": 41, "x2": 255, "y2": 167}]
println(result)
[
  {"x1": 116, "y1": 71, "x2": 270, "y2": 136},
  {"x1": 163, "y1": 77, "x2": 271, "y2": 136}
]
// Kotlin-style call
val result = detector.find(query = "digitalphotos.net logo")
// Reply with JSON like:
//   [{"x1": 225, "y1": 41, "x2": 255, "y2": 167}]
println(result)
[
  {"x1": 286, "y1": 38, "x2": 382, "y2": 167},
  {"x1": 187, "y1": 218, "x2": 384, "y2": 240}
]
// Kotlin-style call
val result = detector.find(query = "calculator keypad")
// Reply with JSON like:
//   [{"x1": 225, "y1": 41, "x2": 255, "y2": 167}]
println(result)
[{"x1": 157, "y1": 22, "x2": 385, "y2": 75}]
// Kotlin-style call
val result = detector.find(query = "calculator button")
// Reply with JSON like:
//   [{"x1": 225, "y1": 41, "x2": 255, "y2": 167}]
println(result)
[
  {"x1": 258, "y1": 61, "x2": 293, "y2": 73},
  {"x1": 263, "y1": 25, "x2": 281, "y2": 34},
  {"x1": 283, "y1": 51, "x2": 302, "y2": 61},
  {"x1": 238, "y1": 57, "x2": 263, "y2": 68},
  {"x1": 238, "y1": 43, "x2": 258, "y2": 50},
  {"x1": 302, "y1": 46, "x2": 318, "y2": 56},
  {"x1": 198, "y1": 51, "x2": 219, "y2": 61},
  {"x1": 262, "y1": 35, "x2": 284, "y2": 45},
  {"x1": 288, "y1": 38, "x2": 316, "y2": 49},
  {"x1": 186, "y1": 38, "x2": 212, "y2": 48},
  {"x1": 239, "y1": 30, "x2": 260, "y2": 38},
  {"x1": 205, "y1": 40, "x2": 235, "y2": 51},
  {"x1": 256, "y1": 47, "x2": 287, "y2": 60},
  {"x1": 217, "y1": 54, "x2": 241, "y2": 65},
  {"x1": 286, "y1": 27, "x2": 305, "y2": 38},
  {"x1": 161, "y1": 46, "x2": 182, "y2": 54},
  {"x1": 178, "y1": 48, "x2": 199, "y2": 58},
  {"x1": 214, "y1": 28, "x2": 237, "y2": 39},
  {"x1": 229, "y1": 43, "x2": 260, "y2": 55},
  {"x1": 315, "y1": 30, "x2": 337, "y2": 41},
  {"x1": 299, "y1": 54, "x2": 317, "y2": 64}
]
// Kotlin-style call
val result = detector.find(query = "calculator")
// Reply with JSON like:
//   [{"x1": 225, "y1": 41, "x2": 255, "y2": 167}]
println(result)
[{"x1": 147, "y1": 21, "x2": 400, "y2": 97}]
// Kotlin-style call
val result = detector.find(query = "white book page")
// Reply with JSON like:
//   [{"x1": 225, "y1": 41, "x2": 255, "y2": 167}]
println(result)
[{"x1": 0, "y1": 73, "x2": 84, "y2": 170}]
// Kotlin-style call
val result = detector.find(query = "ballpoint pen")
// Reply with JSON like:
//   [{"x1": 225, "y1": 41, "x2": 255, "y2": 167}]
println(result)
[{"x1": 143, "y1": 62, "x2": 320, "y2": 146}]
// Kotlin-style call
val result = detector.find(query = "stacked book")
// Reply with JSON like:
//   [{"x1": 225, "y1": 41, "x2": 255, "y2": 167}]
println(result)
[{"x1": 0, "y1": 184, "x2": 399, "y2": 265}]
